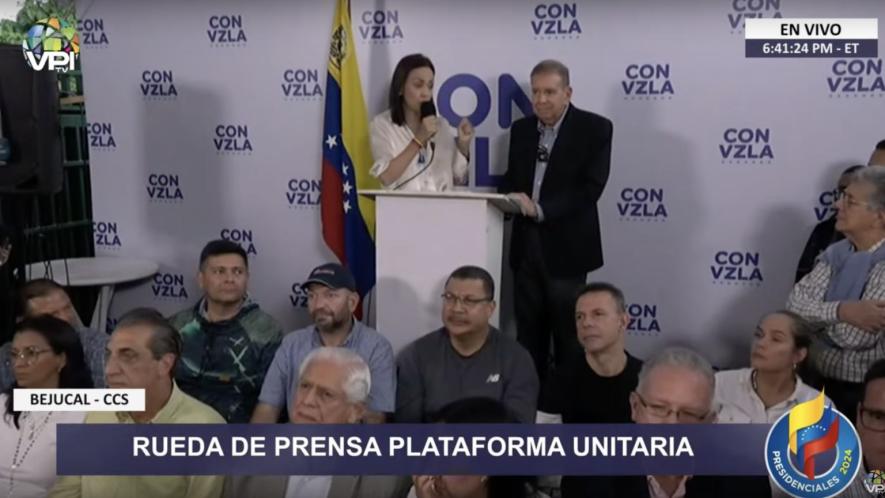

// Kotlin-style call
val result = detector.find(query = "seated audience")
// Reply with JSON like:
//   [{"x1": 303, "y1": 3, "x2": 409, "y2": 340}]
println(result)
[
  {"x1": 170, "y1": 239, "x2": 283, "y2": 423},
  {"x1": 252, "y1": 263, "x2": 395, "y2": 424},
  {"x1": 225, "y1": 347, "x2": 410, "y2": 497},
  {"x1": 50, "y1": 308, "x2": 225, "y2": 498},
  {"x1": 716, "y1": 310, "x2": 827, "y2": 423},
  {"x1": 788, "y1": 165, "x2": 885, "y2": 419},
  {"x1": 0, "y1": 316, "x2": 92, "y2": 498},
  {"x1": 0, "y1": 279, "x2": 106, "y2": 389},
  {"x1": 396, "y1": 266, "x2": 538, "y2": 423}
]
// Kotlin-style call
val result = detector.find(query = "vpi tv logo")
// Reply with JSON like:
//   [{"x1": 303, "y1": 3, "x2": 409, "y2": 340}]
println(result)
[
  {"x1": 531, "y1": 3, "x2": 582, "y2": 40},
  {"x1": 437, "y1": 73, "x2": 533, "y2": 187},
  {"x1": 93, "y1": 221, "x2": 122, "y2": 249},
  {"x1": 220, "y1": 228, "x2": 257, "y2": 256},
  {"x1": 152, "y1": 273, "x2": 189, "y2": 300},
  {"x1": 622, "y1": 64, "x2": 674, "y2": 100},
  {"x1": 358, "y1": 10, "x2": 403, "y2": 43},
  {"x1": 864, "y1": 470, "x2": 885, "y2": 496},
  {"x1": 728, "y1": 0, "x2": 783, "y2": 34},
  {"x1": 814, "y1": 188, "x2": 839, "y2": 222},
  {"x1": 827, "y1": 59, "x2": 885, "y2": 96},
  {"x1": 281, "y1": 69, "x2": 323, "y2": 101},
  {"x1": 77, "y1": 18, "x2": 108, "y2": 47},
  {"x1": 141, "y1": 70, "x2": 178, "y2": 100},
  {"x1": 719, "y1": 128, "x2": 774, "y2": 164},
  {"x1": 711, "y1": 251, "x2": 763, "y2": 286},
  {"x1": 617, "y1": 187, "x2": 667, "y2": 222},
  {"x1": 22, "y1": 17, "x2": 79, "y2": 72},
  {"x1": 214, "y1": 125, "x2": 253, "y2": 155},
  {"x1": 146, "y1": 174, "x2": 183, "y2": 203},
  {"x1": 627, "y1": 303, "x2": 661, "y2": 336},
  {"x1": 290, "y1": 282, "x2": 308, "y2": 308},
  {"x1": 208, "y1": 15, "x2": 247, "y2": 46},
  {"x1": 86, "y1": 122, "x2": 116, "y2": 150},
  {"x1": 287, "y1": 178, "x2": 321, "y2": 209}
]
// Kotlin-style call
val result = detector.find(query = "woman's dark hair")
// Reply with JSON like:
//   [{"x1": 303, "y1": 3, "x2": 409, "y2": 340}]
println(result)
[
  {"x1": 3, "y1": 315, "x2": 93, "y2": 428},
  {"x1": 388, "y1": 53, "x2": 435, "y2": 126},
  {"x1": 433, "y1": 397, "x2": 538, "y2": 498},
  {"x1": 763, "y1": 310, "x2": 823, "y2": 388}
]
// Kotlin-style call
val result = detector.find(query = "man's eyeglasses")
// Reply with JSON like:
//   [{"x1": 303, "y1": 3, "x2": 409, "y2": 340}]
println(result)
[
  {"x1": 834, "y1": 190, "x2": 873, "y2": 210},
  {"x1": 6, "y1": 347, "x2": 52, "y2": 366},
  {"x1": 441, "y1": 293, "x2": 492, "y2": 309},
  {"x1": 537, "y1": 145, "x2": 549, "y2": 163},
  {"x1": 860, "y1": 405, "x2": 885, "y2": 432},
  {"x1": 633, "y1": 391, "x2": 712, "y2": 423}
]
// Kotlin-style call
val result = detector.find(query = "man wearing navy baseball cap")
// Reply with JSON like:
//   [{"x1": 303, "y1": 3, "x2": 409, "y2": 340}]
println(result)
[{"x1": 251, "y1": 263, "x2": 395, "y2": 424}]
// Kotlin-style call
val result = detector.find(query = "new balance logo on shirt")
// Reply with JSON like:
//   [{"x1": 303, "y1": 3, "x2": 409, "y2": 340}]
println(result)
[{"x1": 486, "y1": 373, "x2": 500, "y2": 383}]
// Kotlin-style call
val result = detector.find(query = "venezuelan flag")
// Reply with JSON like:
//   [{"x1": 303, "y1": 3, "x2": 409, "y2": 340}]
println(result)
[{"x1": 320, "y1": 0, "x2": 380, "y2": 314}]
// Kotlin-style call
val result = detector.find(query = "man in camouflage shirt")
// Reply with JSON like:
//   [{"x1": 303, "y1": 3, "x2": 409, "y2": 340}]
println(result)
[{"x1": 169, "y1": 240, "x2": 283, "y2": 423}]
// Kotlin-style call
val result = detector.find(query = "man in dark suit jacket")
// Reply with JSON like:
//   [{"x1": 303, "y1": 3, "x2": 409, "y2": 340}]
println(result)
[{"x1": 499, "y1": 59, "x2": 613, "y2": 384}]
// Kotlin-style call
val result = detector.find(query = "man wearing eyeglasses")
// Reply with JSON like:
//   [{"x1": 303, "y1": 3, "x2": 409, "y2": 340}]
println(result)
[
  {"x1": 251, "y1": 263, "x2": 395, "y2": 424},
  {"x1": 795, "y1": 164, "x2": 865, "y2": 283},
  {"x1": 168, "y1": 239, "x2": 283, "y2": 423},
  {"x1": 395, "y1": 265, "x2": 539, "y2": 423},
  {"x1": 843, "y1": 359, "x2": 885, "y2": 497},
  {"x1": 498, "y1": 59, "x2": 613, "y2": 389},
  {"x1": 588, "y1": 347, "x2": 769, "y2": 498},
  {"x1": 788, "y1": 166, "x2": 885, "y2": 421}
]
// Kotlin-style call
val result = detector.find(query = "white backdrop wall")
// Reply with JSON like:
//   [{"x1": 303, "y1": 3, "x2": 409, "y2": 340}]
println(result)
[{"x1": 75, "y1": 0, "x2": 885, "y2": 368}]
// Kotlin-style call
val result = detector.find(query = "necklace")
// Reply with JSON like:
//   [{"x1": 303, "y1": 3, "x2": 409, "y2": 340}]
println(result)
[
  {"x1": 7, "y1": 411, "x2": 54, "y2": 498},
  {"x1": 751, "y1": 369, "x2": 797, "y2": 409}
]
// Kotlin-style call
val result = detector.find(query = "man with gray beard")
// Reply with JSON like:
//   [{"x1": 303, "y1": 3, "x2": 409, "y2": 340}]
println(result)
[{"x1": 251, "y1": 263, "x2": 395, "y2": 424}]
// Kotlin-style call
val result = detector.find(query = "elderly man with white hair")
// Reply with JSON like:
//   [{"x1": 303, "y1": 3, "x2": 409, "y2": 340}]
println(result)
[
  {"x1": 788, "y1": 164, "x2": 885, "y2": 420},
  {"x1": 584, "y1": 347, "x2": 770, "y2": 498},
  {"x1": 225, "y1": 347, "x2": 410, "y2": 498}
]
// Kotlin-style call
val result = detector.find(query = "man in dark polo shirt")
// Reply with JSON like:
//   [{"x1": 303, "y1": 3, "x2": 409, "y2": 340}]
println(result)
[{"x1": 395, "y1": 265, "x2": 539, "y2": 423}]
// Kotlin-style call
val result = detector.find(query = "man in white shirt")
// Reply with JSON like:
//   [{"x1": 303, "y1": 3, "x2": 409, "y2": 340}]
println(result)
[{"x1": 225, "y1": 348, "x2": 409, "y2": 498}]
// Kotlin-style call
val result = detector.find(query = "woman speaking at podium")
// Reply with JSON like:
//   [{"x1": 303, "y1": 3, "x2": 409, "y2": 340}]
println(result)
[{"x1": 369, "y1": 54, "x2": 474, "y2": 192}]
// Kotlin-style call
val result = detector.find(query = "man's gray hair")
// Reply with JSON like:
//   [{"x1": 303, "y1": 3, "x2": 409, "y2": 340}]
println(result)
[
  {"x1": 850, "y1": 165, "x2": 885, "y2": 211},
  {"x1": 299, "y1": 347, "x2": 371, "y2": 404},
  {"x1": 531, "y1": 59, "x2": 570, "y2": 87},
  {"x1": 636, "y1": 347, "x2": 715, "y2": 397}
]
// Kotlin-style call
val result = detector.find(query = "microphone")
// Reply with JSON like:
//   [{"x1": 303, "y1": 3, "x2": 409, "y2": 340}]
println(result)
[
  {"x1": 420, "y1": 100, "x2": 436, "y2": 119},
  {"x1": 419, "y1": 100, "x2": 437, "y2": 153}
]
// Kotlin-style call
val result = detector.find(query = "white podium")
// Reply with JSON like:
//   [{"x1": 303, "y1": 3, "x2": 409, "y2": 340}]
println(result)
[{"x1": 361, "y1": 190, "x2": 520, "y2": 354}]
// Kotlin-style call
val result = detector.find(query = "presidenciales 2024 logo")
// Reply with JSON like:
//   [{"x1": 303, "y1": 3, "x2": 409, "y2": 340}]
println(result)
[
  {"x1": 765, "y1": 391, "x2": 862, "y2": 498},
  {"x1": 21, "y1": 17, "x2": 80, "y2": 72}
]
